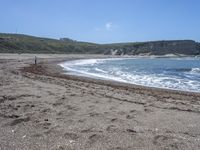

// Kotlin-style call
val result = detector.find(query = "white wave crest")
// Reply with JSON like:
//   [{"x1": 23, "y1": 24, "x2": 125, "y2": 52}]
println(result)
[
  {"x1": 60, "y1": 59, "x2": 101, "y2": 66},
  {"x1": 59, "y1": 58, "x2": 200, "y2": 93},
  {"x1": 191, "y1": 68, "x2": 200, "y2": 73}
]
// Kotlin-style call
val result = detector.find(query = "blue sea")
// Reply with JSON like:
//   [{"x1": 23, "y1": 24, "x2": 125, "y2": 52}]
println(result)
[{"x1": 59, "y1": 57, "x2": 200, "y2": 92}]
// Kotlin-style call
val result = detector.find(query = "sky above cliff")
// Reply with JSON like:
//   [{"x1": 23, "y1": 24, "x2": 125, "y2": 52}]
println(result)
[{"x1": 0, "y1": 0, "x2": 200, "y2": 43}]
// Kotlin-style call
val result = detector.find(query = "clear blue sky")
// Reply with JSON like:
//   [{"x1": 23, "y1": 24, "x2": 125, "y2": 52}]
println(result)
[{"x1": 0, "y1": 0, "x2": 200, "y2": 43}]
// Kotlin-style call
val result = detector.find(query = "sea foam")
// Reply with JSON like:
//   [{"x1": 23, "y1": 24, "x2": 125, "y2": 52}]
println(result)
[{"x1": 59, "y1": 58, "x2": 200, "y2": 92}]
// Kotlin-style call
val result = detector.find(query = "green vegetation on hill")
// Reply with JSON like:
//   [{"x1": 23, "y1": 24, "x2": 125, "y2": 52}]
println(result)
[
  {"x1": 0, "y1": 33, "x2": 200, "y2": 55},
  {"x1": 0, "y1": 33, "x2": 103, "y2": 54}
]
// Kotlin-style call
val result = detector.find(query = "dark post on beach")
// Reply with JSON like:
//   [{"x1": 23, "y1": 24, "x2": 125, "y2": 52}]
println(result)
[{"x1": 34, "y1": 56, "x2": 37, "y2": 65}]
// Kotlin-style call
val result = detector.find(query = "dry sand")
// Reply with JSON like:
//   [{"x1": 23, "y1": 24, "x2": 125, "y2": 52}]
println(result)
[{"x1": 1, "y1": 54, "x2": 200, "y2": 150}]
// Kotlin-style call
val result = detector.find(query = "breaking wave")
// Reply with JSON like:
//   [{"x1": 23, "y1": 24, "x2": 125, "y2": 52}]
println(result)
[{"x1": 59, "y1": 58, "x2": 200, "y2": 92}]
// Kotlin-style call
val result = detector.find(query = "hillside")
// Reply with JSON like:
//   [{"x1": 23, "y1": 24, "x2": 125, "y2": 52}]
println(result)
[
  {"x1": 0, "y1": 33, "x2": 200, "y2": 55},
  {"x1": 0, "y1": 33, "x2": 103, "y2": 54}
]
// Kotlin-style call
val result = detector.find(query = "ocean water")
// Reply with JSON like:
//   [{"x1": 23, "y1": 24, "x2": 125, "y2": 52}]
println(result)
[{"x1": 59, "y1": 57, "x2": 200, "y2": 92}]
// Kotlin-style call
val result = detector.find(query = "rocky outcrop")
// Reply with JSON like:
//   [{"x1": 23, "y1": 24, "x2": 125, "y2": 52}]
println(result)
[
  {"x1": 105, "y1": 40, "x2": 200, "y2": 56},
  {"x1": 197, "y1": 43, "x2": 200, "y2": 55}
]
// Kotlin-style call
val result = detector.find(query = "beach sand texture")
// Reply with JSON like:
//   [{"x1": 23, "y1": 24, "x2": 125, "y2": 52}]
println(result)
[{"x1": 1, "y1": 54, "x2": 200, "y2": 150}]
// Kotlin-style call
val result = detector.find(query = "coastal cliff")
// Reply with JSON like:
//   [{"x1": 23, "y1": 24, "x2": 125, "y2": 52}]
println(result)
[
  {"x1": 0, "y1": 33, "x2": 199, "y2": 56},
  {"x1": 103, "y1": 40, "x2": 200, "y2": 56}
]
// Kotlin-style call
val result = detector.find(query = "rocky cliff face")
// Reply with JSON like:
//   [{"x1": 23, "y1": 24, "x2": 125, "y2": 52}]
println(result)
[
  {"x1": 106, "y1": 40, "x2": 200, "y2": 56},
  {"x1": 197, "y1": 42, "x2": 200, "y2": 54}
]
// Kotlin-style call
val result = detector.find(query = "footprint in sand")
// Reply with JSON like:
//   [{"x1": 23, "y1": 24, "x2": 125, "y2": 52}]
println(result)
[
  {"x1": 117, "y1": 111, "x2": 126, "y2": 115},
  {"x1": 126, "y1": 114, "x2": 135, "y2": 119},
  {"x1": 42, "y1": 122, "x2": 51, "y2": 129},
  {"x1": 152, "y1": 134, "x2": 186, "y2": 149},
  {"x1": 89, "y1": 112, "x2": 100, "y2": 117},
  {"x1": 64, "y1": 132, "x2": 79, "y2": 140},
  {"x1": 52, "y1": 101, "x2": 63, "y2": 107},
  {"x1": 110, "y1": 118, "x2": 117, "y2": 122},
  {"x1": 106, "y1": 125, "x2": 118, "y2": 132},
  {"x1": 32, "y1": 133, "x2": 44, "y2": 138},
  {"x1": 9, "y1": 116, "x2": 30, "y2": 126},
  {"x1": 109, "y1": 106, "x2": 116, "y2": 110},
  {"x1": 66, "y1": 105, "x2": 79, "y2": 111},
  {"x1": 144, "y1": 107, "x2": 153, "y2": 112},
  {"x1": 126, "y1": 129, "x2": 137, "y2": 134},
  {"x1": 153, "y1": 135, "x2": 169, "y2": 145},
  {"x1": 78, "y1": 118, "x2": 86, "y2": 123},
  {"x1": 81, "y1": 128, "x2": 93, "y2": 133},
  {"x1": 87, "y1": 134, "x2": 102, "y2": 145},
  {"x1": 108, "y1": 147, "x2": 125, "y2": 150}
]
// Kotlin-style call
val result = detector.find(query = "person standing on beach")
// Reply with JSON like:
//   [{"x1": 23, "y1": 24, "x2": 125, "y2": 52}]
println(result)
[{"x1": 35, "y1": 56, "x2": 37, "y2": 65}]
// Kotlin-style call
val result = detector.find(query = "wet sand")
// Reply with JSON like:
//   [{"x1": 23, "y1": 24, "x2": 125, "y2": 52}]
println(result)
[{"x1": 1, "y1": 54, "x2": 200, "y2": 150}]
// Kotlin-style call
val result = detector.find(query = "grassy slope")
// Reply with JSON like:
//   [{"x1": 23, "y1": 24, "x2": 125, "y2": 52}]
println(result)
[
  {"x1": 0, "y1": 33, "x2": 102, "y2": 54},
  {"x1": 0, "y1": 33, "x2": 199, "y2": 55}
]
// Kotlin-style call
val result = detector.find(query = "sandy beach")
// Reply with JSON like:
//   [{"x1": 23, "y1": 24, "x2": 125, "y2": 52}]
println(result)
[{"x1": 1, "y1": 54, "x2": 200, "y2": 150}]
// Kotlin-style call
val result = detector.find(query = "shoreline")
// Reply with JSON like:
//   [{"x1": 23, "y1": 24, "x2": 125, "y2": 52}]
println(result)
[
  {"x1": 20, "y1": 55, "x2": 200, "y2": 107},
  {"x1": 1, "y1": 54, "x2": 200, "y2": 150},
  {"x1": 57, "y1": 57, "x2": 200, "y2": 95},
  {"x1": 21, "y1": 57, "x2": 200, "y2": 107}
]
